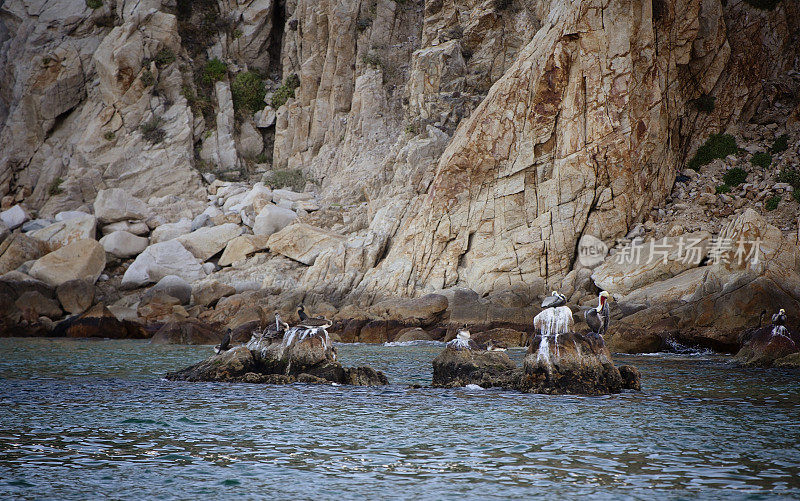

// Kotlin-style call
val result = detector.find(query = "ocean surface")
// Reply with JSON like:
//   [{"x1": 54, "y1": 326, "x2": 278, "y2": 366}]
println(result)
[{"x1": 0, "y1": 338, "x2": 799, "y2": 500}]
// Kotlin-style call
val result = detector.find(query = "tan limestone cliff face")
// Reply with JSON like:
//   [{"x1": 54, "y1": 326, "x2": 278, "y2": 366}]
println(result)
[{"x1": 354, "y1": 0, "x2": 676, "y2": 298}]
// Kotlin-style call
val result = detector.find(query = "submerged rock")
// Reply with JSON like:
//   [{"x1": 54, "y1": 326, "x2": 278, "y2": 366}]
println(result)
[
  {"x1": 431, "y1": 332, "x2": 640, "y2": 395},
  {"x1": 166, "y1": 326, "x2": 388, "y2": 386}
]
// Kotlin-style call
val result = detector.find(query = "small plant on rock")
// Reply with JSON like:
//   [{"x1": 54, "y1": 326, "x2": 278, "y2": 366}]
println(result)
[
  {"x1": 688, "y1": 133, "x2": 738, "y2": 171},
  {"x1": 254, "y1": 152, "x2": 269, "y2": 164},
  {"x1": 48, "y1": 177, "x2": 64, "y2": 196},
  {"x1": 776, "y1": 167, "x2": 800, "y2": 190},
  {"x1": 271, "y1": 74, "x2": 301, "y2": 109},
  {"x1": 103, "y1": 131, "x2": 116, "y2": 141},
  {"x1": 86, "y1": 0, "x2": 103, "y2": 9},
  {"x1": 232, "y1": 71, "x2": 266, "y2": 112},
  {"x1": 264, "y1": 169, "x2": 305, "y2": 191},
  {"x1": 765, "y1": 195, "x2": 780, "y2": 211},
  {"x1": 793, "y1": 191, "x2": 800, "y2": 204},
  {"x1": 751, "y1": 152, "x2": 771, "y2": 169},
  {"x1": 141, "y1": 116, "x2": 165, "y2": 144},
  {"x1": 154, "y1": 48, "x2": 176, "y2": 68},
  {"x1": 770, "y1": 134, "x2": 789, "y2": 154},
  {"x1": 715, "y1": 184, "x2": 731, "y2": 194},
  {"x1": 202, "y1": 58, "x2": 227, "y2": 84},
  {"x1": 361, "y1": 53, "x2": 383, "y2": 69},
  {"x1": 141, "y1": 69, "x2": 156, "y2": 87},
  {"x1": 722, "y1": 167, "x2": 747, "y2": 186}
]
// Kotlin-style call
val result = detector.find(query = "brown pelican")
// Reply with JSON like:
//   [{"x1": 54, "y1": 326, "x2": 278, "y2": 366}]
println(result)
[
  {"x1": 585, "y1": 291, "x2": 611, "y2": 336},
  {"x1": 214, "y1": 328, "x2": 232, "y2": 354},
  {"x1": 541, "y1": 291, "x2": 567, "y2": 309},
  {"x1": 448, "y1": 326, "x2": 480, "y2": 350},
  {"x1": 772, "y1": 309, "x2": 787, "y2": 326},
  {"x1": 259, "y1": 313, "x2": 289, "y2": 341},
  {"x1": 296, "y1": 304, "x2": 331, "y2": 329}
]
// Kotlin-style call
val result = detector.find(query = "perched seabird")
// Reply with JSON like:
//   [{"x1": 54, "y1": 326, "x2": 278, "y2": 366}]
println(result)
[
  {"x1": 214, "y1": 329, "x2": 232, "y2": 354},
  {"x1": 541, "y1": 291, "x2": 567, "y2": 309},
  {"x1": 296, "y1": 304, "x2": 332, "y2": 329},
  {"x1": 585, "y1": 291, "x2": 611, "y2": 336},
  {"x1": 448, "y1": 326, "x2": 480, "y2": 350},
  {"x1": 260, "y1": 313, "x2": 289, "y2": 341},
  {"x1": 772, "y1": 308, "x2": 787, "y2": 326}
]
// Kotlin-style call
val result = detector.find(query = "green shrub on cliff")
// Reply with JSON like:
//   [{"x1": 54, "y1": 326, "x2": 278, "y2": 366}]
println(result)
[
  {"x1": 202, "y1": 58, "x2": 227, "y2": 84},
  {"x1": 688, "y1": 133, "x2": 738, "y2": 171},
  {"x1": 693, "y1": 94, "x2": 716, "y2": 113},
  {"x1": 770, "y1": 134, "x2": 789, "y2": 154},
  {"x1": 263, "y1": 169, "x2": 305, "y2": 191},
  {"x1": 722, "y1": 167, "x2": 747, "y2": 186},
  {"x1": 86, "y1": 0, "x2": 103, "y2": 9},
  {"x1": 715, "y1": 184, "x2": 731, "y2": 194},
  {"x1": 765, "y1": 195, "x2": 780, "y2": 211},
  {"x1": 232, "y1": 71, "x2": 266, "y2": 112},
  {"x1": 751, "y1": 152, "x2": 771, "y2": 169},
  {"x1": 776, "y1": 167, "x2": 800, "y2": 189},
  {"x1": 271, "y1": 74, "x2": 300, "y2": 109}
]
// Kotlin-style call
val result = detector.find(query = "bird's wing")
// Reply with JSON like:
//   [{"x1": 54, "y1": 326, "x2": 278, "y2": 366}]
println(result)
[
  {"x1": 772, "y1": 314, "x2": 780, "y2": 324},
  {"x1": 585, "y1": 309, "x2": 600, "y2": 333}
]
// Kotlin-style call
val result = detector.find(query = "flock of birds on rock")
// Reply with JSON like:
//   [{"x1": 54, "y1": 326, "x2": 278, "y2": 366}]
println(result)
[
  {"x1": 210, "y1": 294, "x2": 792, "y2": 357},
  {"x1": 214, "y1": 305, "x2": 333, "y2": 355}
]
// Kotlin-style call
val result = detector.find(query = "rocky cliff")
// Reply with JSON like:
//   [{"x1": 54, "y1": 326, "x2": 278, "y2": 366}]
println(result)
[{"x1": 1, "y1": 0, "x2": 799, "y2": 352}]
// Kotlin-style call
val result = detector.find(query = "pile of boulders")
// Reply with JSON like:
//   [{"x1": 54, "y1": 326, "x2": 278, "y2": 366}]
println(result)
[{"x1": 0, "y1": 179, "x2": 332, "y2": 340}]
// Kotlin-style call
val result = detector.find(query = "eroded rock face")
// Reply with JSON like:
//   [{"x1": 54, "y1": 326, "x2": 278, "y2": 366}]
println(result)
[{"x1": 28, "y1": 239, "x2": 106, "y2": 287}]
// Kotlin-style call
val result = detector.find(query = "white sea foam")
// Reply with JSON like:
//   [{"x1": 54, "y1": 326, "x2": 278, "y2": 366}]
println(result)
[
  {"x1": 464, "y1": 384, "x2": 484, "y2": 390},
  {"x1": 384, "y1": 340, "x2": 445, "y2": 347}
]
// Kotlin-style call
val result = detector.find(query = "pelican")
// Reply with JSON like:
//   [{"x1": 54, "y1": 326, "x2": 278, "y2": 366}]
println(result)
[
  {"x1": 585, "y1": 291, "x2": 611, "y2": 336},
  {"x1": 259, "y1": 313, "x2": 289, "y2": 341},
  {"x1": 214, "y1": 329, "x2": 232, "y2": 354},
  {"x1": 296, "y1": 304, "x2": 331, "y2": 329},
  {"x1": 772, "y1": 309, "x2": 787, "y2": 326},
  {"x1": 448, "y1": 326, "x2": 480, "y2": 350},
  {"x1": 541, "y1": 290, "x2": 567, "y2": 309}
]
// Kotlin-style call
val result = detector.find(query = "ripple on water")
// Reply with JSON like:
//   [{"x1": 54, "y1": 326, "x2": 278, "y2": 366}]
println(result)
[{"x1": 0, "y1": 338, "x2": 799, "y2": 499}]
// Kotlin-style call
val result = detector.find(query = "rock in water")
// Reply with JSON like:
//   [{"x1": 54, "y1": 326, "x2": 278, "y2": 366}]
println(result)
[
  {"x1": 432, "y1": 348, "x2": 517, "y2": 388},
  {"x1": 521, "y1": 332, "x2": 626, "y2": 395},
  {"x1": 51, "y1": 303, "x2": 146, "y2": 339},
  {"x1": 431, "y1": 332, "x2": 640, "y2": 395},
  {"x1": 166, "y1": 326, "x2": 388, "y2": 386},
  {"x1": 735, "y1": 325, "x2": 800, "y2": 367}
]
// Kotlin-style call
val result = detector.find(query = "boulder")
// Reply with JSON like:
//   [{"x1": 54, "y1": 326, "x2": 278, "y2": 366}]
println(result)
[
  {"x1": 150, "y1": 218, "x2": 192, "y2": 243},
  {"x1": 52, "y1": 303, "x2": 147, "y2": 339},
  {"x1": 0, "y1": 233, "x2": 48, "y2": 275},
  {"x1": 521, "y1": 332, "x2": 627, "y2": 395},
  {"x1": 592, "y1": 232, "x2": 711, "y2": 295},
  {"x1": 471, "y1": 328, "x2": 528, "y2": 347},
  {"x1": 21, "y1": 219, "x2": 50, "y2": 233},
  {"x1": 55, "y1": 279, "x2": 95, "y2": 315},
  {"x1": 369, "y1": 294, "x2": 449, "y2": 324},
  {"x1": 14, "y1": 291, "x2": 62, "y2": 319},
  {"x1": 252, "y1": 204, "x2": 296, "y2": 237},
  {"x1": 218, "y1": 234, "x2": 270, "y2": 266},
  {"x1": 149, "y1": 318, "x2": 222, "y2": 345},
  {"x1": 237, "y1": 120, "x2": 263, "y2": 159},
  {"x1": 28, "y1": 239, "x2": 106, "y2": 287},
  {"x1": 176, "y1": 223, "x2": 243, "y2": 261},
  {"x1": 93, "y1": 188, "x2": 150, "y2": 224},
  {"x1": 190, "y1": 213, "x2": 213, "y2": 232},
  {"x1": 99, "y1": 231, "x2": 149, "y2": 258},
  {"x1": 29, "y1": 214, "x2": 97, "y2": 251},
  {"x1": 148, "y1": 275, "x2": 192, "y2": 305},
  {"x1": 0, "y1": 205, "x2": 29, "y2": 230},
  {"x1": 137, "y1": 293, "x2": 185, "y2": 324},
  {"x1": 101, "y1": 221, "x2": 150, "y2": 236},
  {"x1": 735, "y1": 325, "x2": 800, "y2": 367},
  {"x1": 55, "y1": 211, "x2": 91, "y2": 222},
  {"x1": 432, "y1": 347, "x2": 517, "y2": 388},
  {"x1": 268, "y1": 223, "x2": 346, "y2": 265},
  {"x1": 394, "y1": 328, "x2": 437, "y2": 343},
  {"x1": 121, "y1": 240, "x2": 205, "y2": 288},
  {"x1": 272, "y1": 189, "x2": 313, "y2": 203}
]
